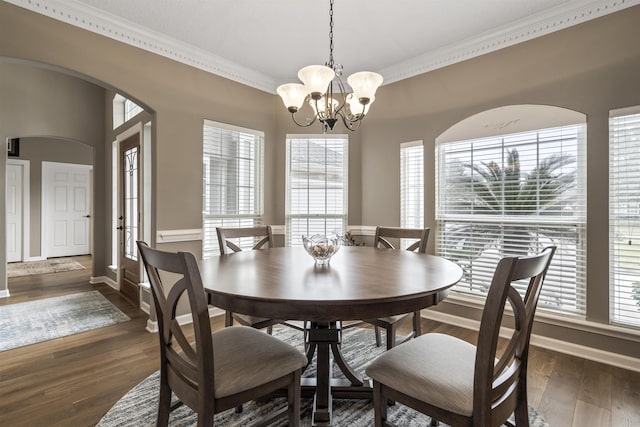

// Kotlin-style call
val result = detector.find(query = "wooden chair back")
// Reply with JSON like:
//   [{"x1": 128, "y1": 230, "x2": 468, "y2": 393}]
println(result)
[
  {"x1": 374, "y1": 226, "x2": 430, "y2": 253},
  {"x1": 216, "y1": 225, "x2": 274, "y2": 255},
  {"x1": 137, "y1": 241, "x2": 215, "y2": 423},
  {"x1": 474, "y1": 246, "x2": 556, "y2": 425}
]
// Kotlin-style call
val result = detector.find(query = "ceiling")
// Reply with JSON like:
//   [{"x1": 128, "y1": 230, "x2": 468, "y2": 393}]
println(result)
[{"x1": 6, "y1": 0, "x2": 639, "y2": 93}]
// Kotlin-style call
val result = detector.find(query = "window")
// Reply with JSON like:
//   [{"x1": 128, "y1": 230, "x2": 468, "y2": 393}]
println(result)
[
  {"x1": 202, "y1": 120, "x2": 264, "y2": 258},
  {"x1": 401, "y1": 141, "x2": 424, "y2": 230},
  {"x1": 286, "y1": 134, "x2": 348, "y2": 246},
  {"x1": 112, "y1": 94, "x2": 143, "y2": 129},
  {"x1": 609, "y1": 108, "x2": 640, "y2": 328},
  {"x1": 436, "y1": 124, "x2": 587, "y2": 315},
  {"x1": 124, "y1": 99, "x2": 143, "y2": 121}
]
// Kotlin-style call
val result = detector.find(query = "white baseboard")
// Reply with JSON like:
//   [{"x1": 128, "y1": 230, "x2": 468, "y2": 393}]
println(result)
[
  {"x1": 0, "y1": 289, "x2": 10, "y2": 298},
  {"x1": 90, "y1": 275, "x2": 118, "y2": 290},
  {"x1": 145, "y1": 307, "x2": 224, "y2": 333},
  {"x1": 145, "y1": 318, "x2": 158, "y2": 333},
  {"x1": 28, "y1": 256, "x2": 46, "y2": 262},
  {"x1": 421, "y1": 310, "x2": 640, "y2": 373}
]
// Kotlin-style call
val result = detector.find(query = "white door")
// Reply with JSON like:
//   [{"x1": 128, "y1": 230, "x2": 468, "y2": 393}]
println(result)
[
  {"x1": 43, "y1": 162, "x2": 92, "y2": 258},
  {"x1": 6, "y1": 163, "x2": 23, "y2": 262}
]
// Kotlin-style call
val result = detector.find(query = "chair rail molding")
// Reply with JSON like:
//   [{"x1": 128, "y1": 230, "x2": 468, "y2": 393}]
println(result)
[{"x1": 156, "y1": 228, "x2": 203, "y2": 243}]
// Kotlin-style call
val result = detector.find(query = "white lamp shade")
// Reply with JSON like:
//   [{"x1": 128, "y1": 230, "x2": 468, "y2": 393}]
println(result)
[
  {"x1": 277, "y1": 83, "x2": 308, "y2": 110},
  {"x1": 347, "y1": 71, "x2": 383, "y2": 101},
  {"x1": 298, "y1": 65, "x2": 335, "y2": 96},
  {"x1": 347, "y1": 94, "x2": 374, "y2": 116},
  {"x1": 309, "y1": 96, "x2": 339, "y2": 115}
]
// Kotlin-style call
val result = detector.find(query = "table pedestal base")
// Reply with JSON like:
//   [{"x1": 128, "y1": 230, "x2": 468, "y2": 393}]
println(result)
[{"x1": 303, "y1": 322, "x2": 373, "y2": 426}]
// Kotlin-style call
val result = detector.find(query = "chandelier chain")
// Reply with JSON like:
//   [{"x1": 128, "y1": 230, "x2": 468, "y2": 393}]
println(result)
[{"x1": 328, "y1": 0, "x2": 334, "y2": 69}]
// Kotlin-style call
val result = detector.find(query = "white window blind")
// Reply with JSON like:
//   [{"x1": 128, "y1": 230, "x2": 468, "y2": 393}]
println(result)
[
  {"x1": 286, "y1": 134, "x2": 348, "y2": 246},
  {"x1": 202, "y1": 120, "x2": 264, "y2": 258},
  {"x1": 436, "y1": 124, "x2": 587, "y2": 315},
  {"x1": 401, "y1": 141, "x2": 424, "y2": 230},
  {"x1": 609, "y1": 108, "x2": 640, "y2": 328}
]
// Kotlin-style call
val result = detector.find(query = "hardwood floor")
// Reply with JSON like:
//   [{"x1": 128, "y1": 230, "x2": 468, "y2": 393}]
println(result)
[{"x1": 1, "y1": 258, "x2": 639, "y2": 426}]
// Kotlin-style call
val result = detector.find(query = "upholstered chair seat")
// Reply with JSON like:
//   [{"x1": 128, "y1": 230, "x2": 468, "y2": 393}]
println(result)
[
  {"x1": 365, "y1": 246, "x2": 556, "y2": 427},
  {"x1": 211, "y1": 326, "x2": 307, "y2": 399},
  {"x1": 367, "y1": 333, "x2": 479, "y2": 417}
]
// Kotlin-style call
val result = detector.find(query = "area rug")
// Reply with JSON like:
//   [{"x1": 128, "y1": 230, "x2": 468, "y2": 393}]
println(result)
[
  {"x1": 8, "y1": 258, "x2": 85, "y2": 278},
  {"x1": 98, "y1": 327, "x2": 549, "y2": 427},
  {"x1": 0, "y1": 291, "x2": 130, "y2": 351}
]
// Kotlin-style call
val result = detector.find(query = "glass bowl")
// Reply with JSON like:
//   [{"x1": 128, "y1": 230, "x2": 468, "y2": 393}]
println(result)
[{"x1": 302, "y1": 234, "x2": 341, "y2": 265}]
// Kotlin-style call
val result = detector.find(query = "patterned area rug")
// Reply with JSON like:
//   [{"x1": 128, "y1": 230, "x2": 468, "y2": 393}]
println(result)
[
  {"x1": 98, "y1": 327, "x2": 549, "y2": 426},
  {"x1": 8, "y1": 258, "x2": 85, "y2": 278},
  {"x1": 0, "y1": 291, "x2": 130, "y2": 351}
]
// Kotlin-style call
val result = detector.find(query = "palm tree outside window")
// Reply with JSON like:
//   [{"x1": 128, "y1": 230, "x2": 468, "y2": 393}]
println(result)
[{"x1": 436, "y1": 124, "x2": 587, "y2": 315}]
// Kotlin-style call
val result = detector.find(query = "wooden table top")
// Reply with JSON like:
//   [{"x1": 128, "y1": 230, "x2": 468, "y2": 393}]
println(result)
[{"x1": 201, "y1": 246, "x2": 463, "y2": 322}]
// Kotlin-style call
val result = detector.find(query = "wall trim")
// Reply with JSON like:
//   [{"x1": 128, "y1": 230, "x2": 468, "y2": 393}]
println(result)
[
  {"x1": 90, "y1": 275, "x2": 118, "y2": 290},
  {"x1": 347, "y1": 225, "x2": 377, "y2": 236},
  {"x1": 156, "y1": 228, "x2": 203, "y2": 243},
  {"x1": 443, "y1": 292, "x2": 640, "y2": 342},
  {"x1": 6, "y1": 158, "x2": 30, "y2": 262},
  {"x1": 6, "y1": 0, "x2": 639, "y2": 91},
  {"x1": 0, "y1": 289, "x2": 10, "y2": 298},
  {"x1": 422, "y1": 309, "x2": 640, "y2": 373},
  {"x1": 28, "y1": 256, "x2": 46, "y2": 262}
]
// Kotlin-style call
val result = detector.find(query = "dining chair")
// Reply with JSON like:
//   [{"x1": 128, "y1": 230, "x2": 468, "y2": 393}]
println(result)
[
  {"x1": 137, "y1": 241, "x2": 307, "y2": 427},
  {"x1": 366, "y1": 246, "x2": 556, "y2": 427},
  {"x1": 216, "y1": 225, "x2": 281, "y2": 334},
  {"x1": 364, "y1": 226, "x2": 431, "y2": 350}
]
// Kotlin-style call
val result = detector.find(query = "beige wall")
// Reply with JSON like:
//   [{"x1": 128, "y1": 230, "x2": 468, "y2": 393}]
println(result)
[
  {"x1": 0, "y1": 61, "x2": 105, "y2": 276},
  {"x1": 0, "y1": 2, "x2": 276, "y2": 290},
  {"x1": 354, "y1": 6, "x2": 640, "y2": 357},
  {"x1": 1, "y1": 1, "x2": 639, "y2": 358},
  {"x1": 19, "y1": 137, "x2": 93, "y2": 257}
]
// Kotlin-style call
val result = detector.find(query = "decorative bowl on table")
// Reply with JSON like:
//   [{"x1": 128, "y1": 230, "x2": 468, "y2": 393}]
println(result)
[{"x1": 302, "y1": 234, "x2": 341, "y2": 265}]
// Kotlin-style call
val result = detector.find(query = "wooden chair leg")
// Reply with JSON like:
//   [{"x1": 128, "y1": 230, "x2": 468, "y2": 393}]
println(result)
[
  {"x1": 374, "y1": 325, "x2": 382, "y2": 347},
  {"x1": 225, "y1": 311, "x2": 233, "y2": 327},
  {"x1": 157, "y1": 376, "x2": 171, "y2": 427},
  {"x1": 386, "y1": 325, "x2": 396, "y2": 350},
  {"x1": 514, "y1": 372, "x2": 530, "y2": 427},
  {"x1": 267, "y1": 325, "x2": 273, "y2": 335},
  {"x1": 373, "y1": 380, "x2": 388, "y2": 427},
  {"x1": 413, "y1": 310, "x2": 422, "y2": 338},
  {"x1": 288, "y1": 371, "x2": 301, "y2": 427}
]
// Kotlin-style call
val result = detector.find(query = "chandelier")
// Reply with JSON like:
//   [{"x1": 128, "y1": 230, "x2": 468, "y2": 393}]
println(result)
[{"x1": 276, "y1": 0, "x2": 383, "y2": 132}]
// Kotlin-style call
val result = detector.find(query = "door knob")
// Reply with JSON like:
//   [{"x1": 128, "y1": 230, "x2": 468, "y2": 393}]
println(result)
[{"x1": 116, "y1": 226, "x2": 124, "y2": 230}]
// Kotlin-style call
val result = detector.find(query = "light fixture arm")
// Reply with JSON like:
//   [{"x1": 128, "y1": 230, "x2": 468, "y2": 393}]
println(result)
[{"x1": 276, "y1": 0, "x2": 383, "y2": 132}]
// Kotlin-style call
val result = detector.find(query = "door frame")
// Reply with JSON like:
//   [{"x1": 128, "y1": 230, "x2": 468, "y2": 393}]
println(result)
[
  {"x1": 6, "y1": 159, "x2": 30, "y2": 262},
  {"x1": 114, "y1": 122, "x2": 152, "y2": 309},
  {"x1": 41, "y1": 161, "x2": 93, "y2": 259}
]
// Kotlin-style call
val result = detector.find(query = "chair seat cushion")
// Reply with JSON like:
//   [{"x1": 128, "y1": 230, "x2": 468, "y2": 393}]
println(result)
[
  {"x1": 212, "y1": 326, "x2": 307, "y2": 398},
  {"x1": 366, "y1": 333, "x2": 477, "y2": 417}
]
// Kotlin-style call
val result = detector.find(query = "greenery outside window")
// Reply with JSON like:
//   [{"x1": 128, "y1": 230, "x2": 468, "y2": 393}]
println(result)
[{"x1": 436, "y1": 124, "x2": 587, "y2": 315}]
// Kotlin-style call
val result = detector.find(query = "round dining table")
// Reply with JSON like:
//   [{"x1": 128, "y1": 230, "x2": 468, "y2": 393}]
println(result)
[{"x1": 200, "y1": 246, "x2": 463, "y2": 426}]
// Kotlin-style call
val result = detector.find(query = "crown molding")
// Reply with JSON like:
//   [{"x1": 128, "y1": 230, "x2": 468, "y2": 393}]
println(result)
[
  {"x1": 380, "y1": 0, "x2": 640, "y2": 85},
  {"x1": 5, "y1": 0, "x2": 640, "y2": 93},
  {"x1": 3, "y1": 0, "x2": 277, "y2": 93}
]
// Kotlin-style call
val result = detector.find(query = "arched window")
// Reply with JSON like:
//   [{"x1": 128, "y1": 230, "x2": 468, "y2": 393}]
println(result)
[{"x1": 436, "y1": 105, "x2": 587, "y2": 316}]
